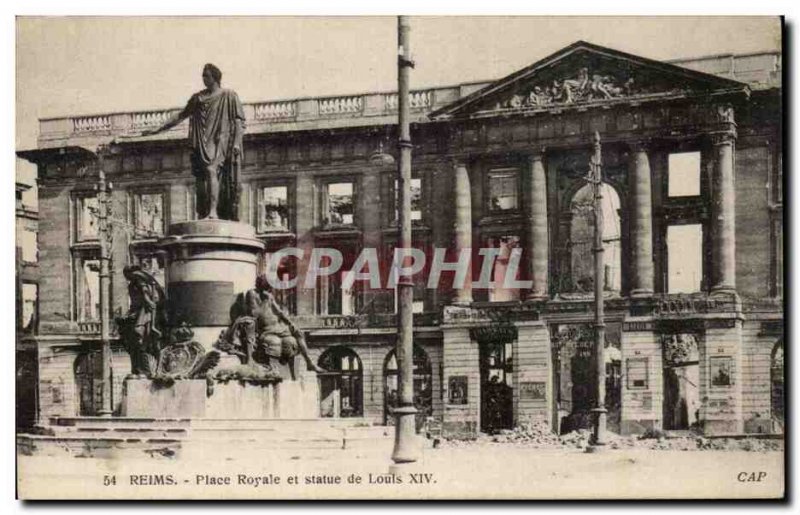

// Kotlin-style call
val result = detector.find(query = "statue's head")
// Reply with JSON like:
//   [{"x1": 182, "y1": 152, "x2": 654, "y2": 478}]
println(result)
[
  {"x1": 202, "y1": 63, "x2": 222, "y2": 88},
  {"x1": 123, "y1": 265, "x2": 141, "y2": 280}
]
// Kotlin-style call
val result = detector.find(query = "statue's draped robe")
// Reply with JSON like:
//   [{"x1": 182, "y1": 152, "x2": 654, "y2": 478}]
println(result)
[{"x1": 181, "y1": 88, "x2": 245, "y2": 219}]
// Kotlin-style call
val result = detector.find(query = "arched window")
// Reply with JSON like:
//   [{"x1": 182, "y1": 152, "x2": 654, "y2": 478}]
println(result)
[
  {"x1": 317, "y1": 346, "x2": 363, "y2": 417},
  {"x1": 383, "y1": 346, "x2": 433, "y2": 430},
  {"x1": 771, "y1": 340, "x2": 784, "y2": 433},
  {"x1": 569, "y1": 183, "x2": 621, "y2": 293}
]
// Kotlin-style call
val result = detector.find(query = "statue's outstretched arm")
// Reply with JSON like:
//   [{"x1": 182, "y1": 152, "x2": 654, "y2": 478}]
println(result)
[{"x1": 143, "y1": 96, "x2": 193, "y2": 136}]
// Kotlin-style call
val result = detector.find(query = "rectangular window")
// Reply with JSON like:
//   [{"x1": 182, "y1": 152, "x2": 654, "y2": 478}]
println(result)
[
  {"x1": 259, "y1": 185, "x2": 290, "y2": 232},
  {"x1": 76, "y1": 256, "x2": 101, "y2": 322},
  {"x1": 261, "y1": 250, "x2": 297, "y2": 315},
  {"x1": 773, "y1": 218, "x2": 783, "y2": 298},
  {"x1": 393, "y1": 178, "x2": 423, "y2": 222},
  {"x1": 21, "y1": 229, "x2": 37, "y2": 263},
  {"x1": 318, "y1": 270, "x2": 356, "y2": 315},
  {"x1": 668, "y1": 151, "x2": 701, "y2": 197},
  {"x1": 667, "y1": 224, "x2": 703, "y2": 293},
  {"x1": 21, "y1": 282, "x2": 38, "y2": 333},
  {"x1": 488, "y1": 169, "x2": 519, "y2": 211},
  {"x1": 487, "y1": 235, "x2": 522, "y2": 302},
  {"x1": 77, "y1": 196, "x2": 99, "y2": 241},
  {"x1": 133, "y1": 192, "x2": 165, "y2": 238},
  {"x1": 325, "y1": 182, "x2": 354, "y2": 226}
]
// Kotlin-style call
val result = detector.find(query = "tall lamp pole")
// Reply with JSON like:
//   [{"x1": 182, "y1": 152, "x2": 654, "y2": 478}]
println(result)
[
  {"x1": 96, "y1": 146, "x2": 114, "y2": 417},
  {"x1": 391, "y1": 15, "x2": 419, "y2": 464},
  {"x1": 589, "y1": 131, "x2": 607, "y2": 449}
]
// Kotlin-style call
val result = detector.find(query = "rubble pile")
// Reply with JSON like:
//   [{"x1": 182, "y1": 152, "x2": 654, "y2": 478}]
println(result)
[
  {"x1": 483, "y1": 423, "x2": 564, "y2": 447},
  {"x1": 440, "y1": 424, "x2": 783, "y2": 453}
]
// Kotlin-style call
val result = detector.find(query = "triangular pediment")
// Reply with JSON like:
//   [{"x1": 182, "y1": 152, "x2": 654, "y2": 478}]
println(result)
[{"x1": 430, "y1": 41, "x2": 749, "y2": 119}]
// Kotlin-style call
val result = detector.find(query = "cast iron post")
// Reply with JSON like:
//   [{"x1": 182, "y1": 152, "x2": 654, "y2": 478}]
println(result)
[
  {"x1": 589, "y1": 131, "x2": 607, "y2": 449},
  {"x1": 96, "y1": 147, "x2": 114, "y2": 416},
  {"x1": 391, "y1": 14, "x2": 419, "y2": 464}
]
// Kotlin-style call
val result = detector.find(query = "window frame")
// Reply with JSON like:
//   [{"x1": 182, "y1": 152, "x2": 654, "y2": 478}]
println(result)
[
  {"x1": 129, "y1": 188, "x2": 169, "y2": 240},
  {"x1": 667, "y1": 151, "x2": 703, "y2": 199},
  {"x1": 483, "y1": 233, "x2": 524, "y2": 303},
  {"x1": 318, "y1": 177, "x2": 358, "y2": 229},
  {"x1": 665, "y1": 222, "x2": 704, "y2": 294},
  {"x1": 255, "y1": 179, "x2": 295, "y2": 234},
  {"x1": 72, "y1": 249, "x2": 102, "y2": 323},
  {"x1": 20, "y1": 281, "x2": 38, "y2": 334},
  {"x1": 388, "y1": 174, "x2": 425, "y2": 225},
  {"x1": 485, "y1": 167, "x2": 521, "y2": 214},
  {"x1": 21, "y1": 227, "x2": 38, "y2": 264},
  {"x1": 73, "y1": 192, "x2": 100, "y2": 243}
]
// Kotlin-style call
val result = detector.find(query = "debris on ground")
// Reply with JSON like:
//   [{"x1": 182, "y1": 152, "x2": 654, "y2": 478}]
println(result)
[{"x1": 439, "y1": 422, "x2": 783, "y2": 452}]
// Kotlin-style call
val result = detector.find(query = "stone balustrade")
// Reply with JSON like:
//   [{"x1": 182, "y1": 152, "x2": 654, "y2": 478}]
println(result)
[
  {"x1": 37, "y1": 86, "x2": 467, "y2": 145},
  {"x1": 131, "y1": 109, "x2": 179, "y2": 130},
  {"x1": 34, "y1": 51, "x2": 778, "y2": 147},
  {"x1": 253, "y1": 100, "x2": 297, "y2": 121},
  {"x1": 73, "y1": 115, "x2": 112, "y2": 133},
  {"x1": 383, "y1": 89, "x2": 432, "y2": 111},
  {"x1": 77, "y1": 321, "x2": 101, "y2": 333},
  {"x1": 318, "y1": 95, "x2": 364, "y2": 116}
]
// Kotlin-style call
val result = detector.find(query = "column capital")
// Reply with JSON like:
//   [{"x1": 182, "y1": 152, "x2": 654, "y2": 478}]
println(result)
[{"x1": 715, "y1": 103, "x2": 736, "y2": 125}]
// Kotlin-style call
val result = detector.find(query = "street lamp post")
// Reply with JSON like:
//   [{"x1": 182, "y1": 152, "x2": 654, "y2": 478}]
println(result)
[
  {"x1": 391, "y1": 15, "x2": 419, "y2": 464},
  {"x1": 589, "y1": 131, "x2": 607, "y2": 450},
  {"x1": 96, "y1": 147, "x2": 114, "y2": 417}
]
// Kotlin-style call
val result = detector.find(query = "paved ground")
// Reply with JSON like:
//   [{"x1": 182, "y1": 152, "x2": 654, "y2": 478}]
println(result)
[{"x1": 17, "y1": 442, "x2": 784, "y2": 500}]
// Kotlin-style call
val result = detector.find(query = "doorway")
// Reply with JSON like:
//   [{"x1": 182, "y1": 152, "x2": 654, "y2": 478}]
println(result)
[
  {"x1": 74, "y1": 350, "x2": 103, "y2": 416},
  {"x1": 662, "y1": 334, "x2": 700, "y2": 431},
  {"x1": 479, "y1": 341, "x2": 513, "y2": 434},
  {"x1": 317, "y1": 346, "x2": 363, "y2": 418},
  {"x1": 383, "y1": 345, "x2": 433, "y2": 431}
]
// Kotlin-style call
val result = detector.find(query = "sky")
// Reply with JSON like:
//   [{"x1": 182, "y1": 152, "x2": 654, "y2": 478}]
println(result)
[{"x1": 15, "y1": 16, "x2": 781, "y2": 191}]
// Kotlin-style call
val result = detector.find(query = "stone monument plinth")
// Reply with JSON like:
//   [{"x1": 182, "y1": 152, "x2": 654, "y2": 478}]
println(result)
[
  {"x1": 158, "y1": 219, "x2": 264, "y2": 349},
  {"x1": 121, "y1": 371, "x2": 320, "y2": 419},
  {"x1": 119, "y1": 218, "x2": 322, "y2": 421}
]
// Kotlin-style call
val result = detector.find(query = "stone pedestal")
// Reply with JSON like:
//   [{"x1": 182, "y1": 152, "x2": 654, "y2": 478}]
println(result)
[
  {"x1": 121, "y1": 379, "x2": 207, "y2": 418},
  {"x1": 126, "y1": 218, "x2": 324, "y2": 421},
  {"x1": 121, "y1": 373, "x2": 320, "y2": 419},
  {"x1": 158, "y1": 219, "x2": 264, "y2": 349}
]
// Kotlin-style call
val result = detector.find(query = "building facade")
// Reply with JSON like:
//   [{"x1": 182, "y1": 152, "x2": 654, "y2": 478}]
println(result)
[
  {"x1": 16, "y1": 180, "x2": 40, "y2": 429},
  {"x1": 19, "y1": 42, "x2": 783, "y2": 437}
]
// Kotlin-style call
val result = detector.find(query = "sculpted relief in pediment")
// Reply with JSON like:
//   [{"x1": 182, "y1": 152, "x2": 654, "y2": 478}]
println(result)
[{"x1": 492, "y1": 66, "x2": 685, "y2": 111}]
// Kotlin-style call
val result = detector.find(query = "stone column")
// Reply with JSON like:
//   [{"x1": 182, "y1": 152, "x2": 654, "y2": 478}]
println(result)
[
  {"x1": 453, "y1": 161, "x2": 473, "y2": 305},
  {"x1": 711, "y1": 132, "x2": 737, "y2": 293},
  {"x1": 524, "y1": 150, "x2": 549, "y2": 300},
  {"x1": 628, "y1": 141, "x2": 654, "y2": 296}
]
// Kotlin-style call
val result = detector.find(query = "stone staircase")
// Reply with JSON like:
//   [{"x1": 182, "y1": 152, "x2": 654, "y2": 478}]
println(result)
[{"x1": 17, "y1": 417, "x2": 397, "y2": 460}]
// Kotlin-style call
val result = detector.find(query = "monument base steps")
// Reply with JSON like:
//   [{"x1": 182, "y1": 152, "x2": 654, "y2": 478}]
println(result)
[{"x1": 17, "y1": 416, "x2": 395, "y2": 459}]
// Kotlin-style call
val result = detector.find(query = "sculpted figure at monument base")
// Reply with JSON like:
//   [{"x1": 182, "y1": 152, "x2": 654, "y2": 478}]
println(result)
[
  {"x1": 216, "y1": 275, "x2": 325, "y2": 379},
  {"x1": 115, "y1": 265, "x2": 167, "y2": 378}
]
